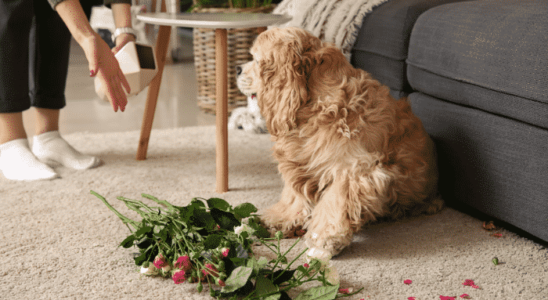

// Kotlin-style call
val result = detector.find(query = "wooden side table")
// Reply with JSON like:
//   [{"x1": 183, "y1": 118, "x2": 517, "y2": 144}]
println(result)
[{"x1": 136, "y1": 11, "x2": 291, "y2": 193}]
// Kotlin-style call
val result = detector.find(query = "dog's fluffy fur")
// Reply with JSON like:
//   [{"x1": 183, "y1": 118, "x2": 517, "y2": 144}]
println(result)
[{"x1": 237, "y1": 27, "x2": 443, "y2": 256}]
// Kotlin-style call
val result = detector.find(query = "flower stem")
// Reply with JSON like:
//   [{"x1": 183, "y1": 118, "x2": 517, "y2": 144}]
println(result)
[{"x1": 91, "y1": 191, "x2": 139, "y2": 231}]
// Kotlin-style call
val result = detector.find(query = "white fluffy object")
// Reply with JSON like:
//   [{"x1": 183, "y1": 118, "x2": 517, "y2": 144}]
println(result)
[
  {"x1": 228, "y1": 95, "x2": 268, "y2": 134},
  {"x1": 271, "y1": 0, "x2": 389, "y2": 61}
]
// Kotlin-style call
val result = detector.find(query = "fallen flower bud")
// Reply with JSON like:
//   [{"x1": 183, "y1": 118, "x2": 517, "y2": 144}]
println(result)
[
  {"x1": 174, "y1": 255, "x2": 192, "y2": 271},
  {"x1": 172, "y1": 269, "x2": 186, "y2": 284},
  {"x1": 221, "y1": 247, "x2": 230, "y2": 258},
  {"x1": 216, "y1": 278, "x2": 226, "y2": 287},
  {"x1": 153, "y1": 254, "x2": 169, "y2": 269},
  {"x1": 492, "y1": 257, "x2": 499, "y2": 266}
]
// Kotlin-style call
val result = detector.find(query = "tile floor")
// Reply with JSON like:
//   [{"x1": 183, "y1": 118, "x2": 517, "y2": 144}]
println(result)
[{"x1": 22, "y1": 34, "x2": 216, "y2": 138}]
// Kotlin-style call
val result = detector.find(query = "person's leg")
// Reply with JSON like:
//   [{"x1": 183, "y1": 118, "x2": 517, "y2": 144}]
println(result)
[
  {"x1": 0, "y1": 0, "x2": 58, "y2": 180},
  {"x1": 0, "y1": 113, "x2": 27, "y2": 144},
  {"x1": 30, "y1": 0, "x2": 99, "y2": 170}
]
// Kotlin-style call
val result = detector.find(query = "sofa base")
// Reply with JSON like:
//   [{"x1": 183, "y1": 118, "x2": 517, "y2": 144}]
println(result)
[{"x1": 409, "y1": 92, "x2": 548, "y2": 243}]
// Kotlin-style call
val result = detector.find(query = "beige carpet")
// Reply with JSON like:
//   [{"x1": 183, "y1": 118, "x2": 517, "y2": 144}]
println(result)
[{"x1": 1, "y1": 126, "x2": 546, "y2": 300}]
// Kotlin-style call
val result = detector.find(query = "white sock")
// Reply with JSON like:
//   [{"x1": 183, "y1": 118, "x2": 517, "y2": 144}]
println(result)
[
  {"x1": 0, "y1": 138, "x2": 59, "y2": 181},
  {"x1": 32, "y1": 131, "x2": 101, "y2": 170}
]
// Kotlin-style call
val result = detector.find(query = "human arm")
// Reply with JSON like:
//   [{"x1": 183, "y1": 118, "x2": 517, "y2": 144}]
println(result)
[
  {"x1": 54, "y1": 0, "x2": 129, "y2": 112},
  {"x1": 110, "y1": 2, "x2": 137, "y2": 53}
]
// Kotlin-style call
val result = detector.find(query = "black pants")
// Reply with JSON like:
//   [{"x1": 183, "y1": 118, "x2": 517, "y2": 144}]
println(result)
[{"x1": 0, "y1": 0, "x2": 96, "y2": 113}]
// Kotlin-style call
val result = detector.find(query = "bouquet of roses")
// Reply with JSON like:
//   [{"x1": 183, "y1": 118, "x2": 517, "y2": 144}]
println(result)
[{"x1": 91, "y1": 191, "x2": 362, "y2": 299}]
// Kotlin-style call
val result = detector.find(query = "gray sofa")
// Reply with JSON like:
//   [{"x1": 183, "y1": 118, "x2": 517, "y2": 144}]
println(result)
[{"x1": 351, "y1": 0, "x2": 547, "y2": 243}]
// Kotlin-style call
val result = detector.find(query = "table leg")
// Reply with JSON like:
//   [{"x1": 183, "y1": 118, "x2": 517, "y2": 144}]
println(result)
[
  {"x1": 215, "y1": 28, "x2": 228, "y2": 193},
  {"x1": 136, "y1": 25, "x2": 171, "y2": 160}
]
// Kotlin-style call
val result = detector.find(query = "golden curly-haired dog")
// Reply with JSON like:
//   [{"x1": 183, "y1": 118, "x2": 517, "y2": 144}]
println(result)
[{"x1": 237, "y1": 27, "x2": 443, "y2": 256}]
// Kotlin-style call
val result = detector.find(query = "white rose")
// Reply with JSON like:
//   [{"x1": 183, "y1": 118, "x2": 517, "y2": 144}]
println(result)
[
  {"x1": 140, "y1": 264, "x2": 159, "y2": 276},
  {"x1": 234, "y1": 224, "x2": 255, "y2": 236}
]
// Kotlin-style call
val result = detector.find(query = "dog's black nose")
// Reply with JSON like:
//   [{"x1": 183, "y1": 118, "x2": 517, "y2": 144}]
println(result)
[{"x1": 236, "y1": 65, "x2": 242, "y2": 76}]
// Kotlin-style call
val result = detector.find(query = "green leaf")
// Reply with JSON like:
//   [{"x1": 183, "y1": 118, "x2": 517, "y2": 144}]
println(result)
[
  {"x1": 270, "y1": 269, "x2": 296, "y2": 285},
  {"x1": 190, "y1": 198, "x2": 206, "y2": 209},
  {"x1": 192, "y1": 210, "x2": 216, "y2": 231},
  {"x1": 204, "y1": 234, "x2": 222, "y2": 250},
  {"x1": 179, "y1": 206, "x2": 194, "y2": 223},
  {"x1": 119, "y1": 235, "x2": 136, "y2": 248},
  {"x1": 221, "y1": 266, "x2": 253, "y2": 293},
  {"x1": 263, "y1": 294, "x2": 282, "y2": 300},
  {"x1": 249, "y1": 222, "x2": 270, "y2": 238},
  {"x1": 255, "y1": 276, "x2": 278, "y2": 298},
  {"x1": 294, "y1": 284, "x2": 339, "y2": 300},
  {"x1": 233, "y1": 203, "x2": 257, "y2": 218},
  {"x1": 134, "y1": 251, "x2": 148, "y2": 266},
  {"x1": 257, "y1": 256, "x2": 269, "y2": 269},
  {"x1": 207, "y1": 198, "x2": 231, "y2": 211},
  {"x1": 134, "y1": 226, "x2": 152, "y2": 238},
  {"x1": 210, "y1": 208, "x2": 241, "y2": 231},
  {"x1": 136, "y1": 238, "x2": 153, "y2": 250},
  {"x1": 280, "y1": 291, "x2": 292, "y2": 300}
]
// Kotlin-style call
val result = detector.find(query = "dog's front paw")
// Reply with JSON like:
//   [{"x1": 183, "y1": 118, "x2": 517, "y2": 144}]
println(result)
[
  {"x1": 304, "y1": 228, "x2": 353, "y2": 257},
  {"x1": 260, "y1": 208, "x2": 309, "y2": 238}
]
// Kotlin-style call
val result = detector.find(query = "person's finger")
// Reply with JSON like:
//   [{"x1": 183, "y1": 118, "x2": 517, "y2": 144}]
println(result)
[
  {"x1": 119, "y1": 70, "x2": 131, "y2": 95},
  {"x1": 112, "y1": 44, "x2": 123, "y2": 55},
  {"x1": 112, "y1": 76, "x2": 127, "y2": 112},
  {"x1": 105, "y1": 81, "x2": 119, "y2": 112},
  {"x1": 88, "y1": 51, "x2": 99, "y2": 78}
]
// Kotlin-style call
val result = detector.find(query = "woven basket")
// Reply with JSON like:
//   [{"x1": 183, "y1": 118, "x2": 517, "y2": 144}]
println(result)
[{"x1": 192, "y1": 5, "x2": 275, "y2": 114}]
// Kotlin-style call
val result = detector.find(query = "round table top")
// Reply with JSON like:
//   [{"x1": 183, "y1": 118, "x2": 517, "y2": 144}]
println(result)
[{"x1": 136, "y1": 12, "x2": 291, "y2": 29}]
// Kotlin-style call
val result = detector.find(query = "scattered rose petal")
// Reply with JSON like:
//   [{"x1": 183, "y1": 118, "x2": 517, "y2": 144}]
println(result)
[
  {"x1": 408, "y1": 297, "x2": 416, "y2": 300},
  {"x1": 460, "y1": 294, "x2": 471, "y2": 299},
  {"x1": 462, "y1": 279, "x2": 480, "y2": 289},
  {"x1": 338, "y1": 288, "x2": 353, "y2": 294},
  {"x1": 404, "y1": 279, "x2": 412, "y2": 285},
  {"x1": 440, "y1": 296, "x2": 456, "y2": 300}
]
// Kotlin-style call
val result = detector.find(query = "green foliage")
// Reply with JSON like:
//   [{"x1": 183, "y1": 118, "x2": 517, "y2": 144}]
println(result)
[{"x1": 92, "y1": 191, "x2": 363, "y2": 299}]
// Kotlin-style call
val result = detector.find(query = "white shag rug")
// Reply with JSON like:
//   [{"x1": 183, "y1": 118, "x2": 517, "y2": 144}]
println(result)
[{"x1": 0, "y1": 126, "x2": 546, "y2": 299}]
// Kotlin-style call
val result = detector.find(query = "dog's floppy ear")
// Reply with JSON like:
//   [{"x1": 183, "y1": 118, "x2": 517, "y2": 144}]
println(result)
[{"x1": 256, "y1": 28, "x2": 317, "y2": 137}]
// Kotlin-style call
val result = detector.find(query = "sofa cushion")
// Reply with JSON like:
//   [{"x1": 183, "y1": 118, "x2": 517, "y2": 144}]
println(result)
[
  {"x1": 407, "y1": 0, "x2": 548, "y2": 129},
  {"x1": 351, "y1": 0, "x2": 469, "y2": 94},
  {"x1": 410, "y1": 92, "x2": 548, "y2": 243}
]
